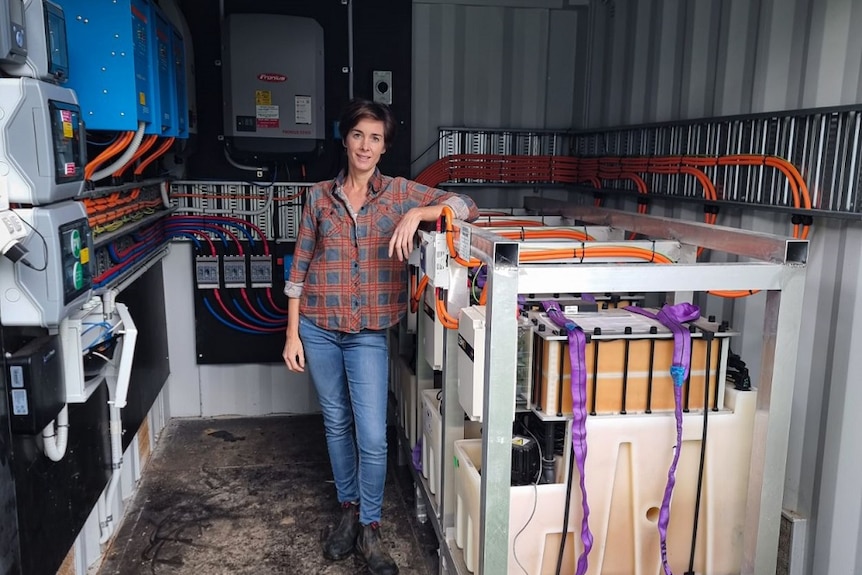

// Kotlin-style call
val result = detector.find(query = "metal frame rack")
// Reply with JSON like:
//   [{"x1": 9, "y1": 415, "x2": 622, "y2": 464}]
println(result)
[{"x1": 409, "y1": 199, "x2": 807, "y2": 575}]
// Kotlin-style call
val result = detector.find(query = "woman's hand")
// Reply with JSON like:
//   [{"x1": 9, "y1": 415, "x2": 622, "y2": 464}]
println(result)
[
  {"x1": 389, "y1": 206, "x2": 444, "y2": 261},
  {"x1": 283, "y1": 335, "x2": 305, "y2": 372}
]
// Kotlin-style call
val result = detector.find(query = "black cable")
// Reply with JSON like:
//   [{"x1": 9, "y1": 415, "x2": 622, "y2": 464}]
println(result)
[
  {"x1": 555, "y1": 445, "x2": 576, "y2": 575},
  {"x1": 409, "y1": 130, "x2": 452, "y2": 167},
  {"x1": 685, "y1": 332, "x2": 714, "y2": 575},
  {"x1": 16, "y1": 215, "x2": 48, "y2": 272}
]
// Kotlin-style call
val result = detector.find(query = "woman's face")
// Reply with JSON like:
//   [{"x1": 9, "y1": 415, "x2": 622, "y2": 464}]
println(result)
[{"x1": 345, "y1": 118, "x2": 386, "y2": 174}]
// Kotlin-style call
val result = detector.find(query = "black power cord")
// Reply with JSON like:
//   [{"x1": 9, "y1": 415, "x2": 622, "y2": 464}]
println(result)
[{"x1": 555, "y1": 445, "x2": 576, "y2": 575}]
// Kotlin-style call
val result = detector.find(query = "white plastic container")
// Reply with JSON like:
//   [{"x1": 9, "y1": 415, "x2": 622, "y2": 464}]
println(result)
[{"x1": 453, "y1": 386, "x2": 756, "y2": 574}]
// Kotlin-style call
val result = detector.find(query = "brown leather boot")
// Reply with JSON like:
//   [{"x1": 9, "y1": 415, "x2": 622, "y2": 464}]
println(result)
[
  {"x1": 355, "y1": 522, "x2": 399, "y2": 575},
  {"x1": 322, "y1": 502, "x2": 360, "y2": 561}
]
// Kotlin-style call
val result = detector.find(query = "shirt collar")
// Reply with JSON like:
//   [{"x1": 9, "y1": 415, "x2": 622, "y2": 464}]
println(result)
[{"x1": 333, "y1": 169, "x2": 386, "y2": 197}]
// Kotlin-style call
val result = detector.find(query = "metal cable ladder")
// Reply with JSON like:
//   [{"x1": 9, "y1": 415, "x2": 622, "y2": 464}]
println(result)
[{"x1": 439, "y1": 104, "x2": 862, "y2": 216}]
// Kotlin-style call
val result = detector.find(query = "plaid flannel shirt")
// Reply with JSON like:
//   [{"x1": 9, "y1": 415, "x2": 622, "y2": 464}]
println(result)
[{"x1": 285, "y1": 170, "x2": 479, "y2": 333}]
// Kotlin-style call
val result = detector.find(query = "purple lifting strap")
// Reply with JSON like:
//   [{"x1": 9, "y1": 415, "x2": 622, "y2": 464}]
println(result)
[
  {"x1": 542, "y1": 301, "x2": 593, "y2": 575},
  {"x1": 626, "y1": 303, "x2": 700, "y2": 575}
]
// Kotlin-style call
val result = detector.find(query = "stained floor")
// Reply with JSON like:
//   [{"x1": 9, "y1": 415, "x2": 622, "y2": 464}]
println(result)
[{"x1": 98, "y1": 415, "x2": 438, "y2": 575}]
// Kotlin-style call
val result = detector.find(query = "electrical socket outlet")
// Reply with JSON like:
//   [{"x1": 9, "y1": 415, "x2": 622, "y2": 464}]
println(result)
[
  {"x1": 195, "y1": 256, "x2": 220, "y2": 289},
  {"x1": 222, "y1": 256, "x2": 247, "y2": 288},
  {"x1": 249, "y1": 255, "x2": 273, "y2": 288}
]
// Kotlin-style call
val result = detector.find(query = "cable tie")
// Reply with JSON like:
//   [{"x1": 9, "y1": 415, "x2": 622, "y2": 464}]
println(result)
[
  {"x1": 580, "y1": 241, "x2": 585, "y2": 264},
  {"x1": 650, "y1": 240, "x2": 656, "y2": 263},
  {"x1": 520, "y1": 226, "x2": 526, "y2": 242}
]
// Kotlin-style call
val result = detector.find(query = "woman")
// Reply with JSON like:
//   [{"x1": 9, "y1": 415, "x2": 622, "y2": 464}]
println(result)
[{"x1": 283, "y1": 99, "x2": 478, "y2": 574}]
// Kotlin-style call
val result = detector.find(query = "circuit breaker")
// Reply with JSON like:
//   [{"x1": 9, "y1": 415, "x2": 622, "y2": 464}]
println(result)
[{"x1": 0, "y1": 77, "x2": 85, "y2": 205}]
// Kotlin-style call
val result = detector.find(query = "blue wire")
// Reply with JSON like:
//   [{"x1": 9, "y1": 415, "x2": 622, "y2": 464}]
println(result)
[
  {"x1": 165, "y1": 232, "x2": 202, "y2": 249},
  {"x1": 231, "y1": 297, "x2": 286, "y2": 328},
  {"x1": 256, "y1": 295, "x2": 286, "y2": 320},
  {"x1": 202, "y1": 297, "x2": 269, "y2": 335},
  {"x1": 94, "y1": 241, "x2": 167, "y2": 288},
  {"x1": 163, "y1": 222, "x2": 230, "y2": 247},
  {"x1": 170, "y1": 217, "x2": 257, "y2": 247}
]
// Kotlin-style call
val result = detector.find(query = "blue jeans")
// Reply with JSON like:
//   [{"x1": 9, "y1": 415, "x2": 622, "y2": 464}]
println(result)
[{"x1": 299, "y1": 315, "x2": 389, "y2": 525}]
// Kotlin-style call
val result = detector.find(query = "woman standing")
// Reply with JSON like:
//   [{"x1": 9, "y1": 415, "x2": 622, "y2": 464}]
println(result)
[{"x1": 283, "y1": 99, "x2": 478, "y2": 574}]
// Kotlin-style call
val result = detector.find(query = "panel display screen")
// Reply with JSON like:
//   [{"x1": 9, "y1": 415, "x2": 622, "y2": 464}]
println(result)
[
  {"x1": 45, "y1": 2, "x2": 70, "y2": 80},
  {"x1": 48, "y1": 100, "x2": 83, "y2": 184}
]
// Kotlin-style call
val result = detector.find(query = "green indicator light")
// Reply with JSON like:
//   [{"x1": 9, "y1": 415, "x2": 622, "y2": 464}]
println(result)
[
  {"x1": 70, "y1": 229, "x2": 81, "y2": 258},
  {"x1": 73, "y1": 262, "x2": 85, "y2": 290}
]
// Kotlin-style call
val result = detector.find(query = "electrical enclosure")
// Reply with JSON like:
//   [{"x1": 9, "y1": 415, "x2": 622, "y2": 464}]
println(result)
[
  {"x1": 61, "y1": 0, "x2": 154, "y2": 131},
  {"x1": 6, "y1": 334, "x2": 63, "y2": 434},
  {"x1": 222, "y1": 13, "x2": 324, "y2": 153},
  {"x1": 170, "y1": 24, "x2": 187, "y2": 138},
  {"x1": 1, "y1": 0, "x2": 68, "y2": 81},
  {"x1": 0, "y1": 200, "x2": 93, "y2": 327},
  {"x1": 0, "y1": 0, "x2": 26, "y2": 65},
  {"x1": 0, "y1": 77, "x2": 85, "y2": 205},
  {"x1": 148, "y1": 5, "x2": 173, "y2": 135}
]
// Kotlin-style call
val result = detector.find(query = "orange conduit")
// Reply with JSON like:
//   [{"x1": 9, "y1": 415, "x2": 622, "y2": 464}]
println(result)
[
  {"x1": 85, "y1": 131, "x2": 134, "y2": 181},
  {"x1": 496, "y1": 229, "x2": 594, "y2": 242},
  {"x1": 113, "y1": 134, "x2": 159, "y2": 178},
  {"x1": 134, "y1": 137, "x2": 175, "y2": 176},
  {"x1": 435, "y1": 245, "x2": 676, "y2": 329}
]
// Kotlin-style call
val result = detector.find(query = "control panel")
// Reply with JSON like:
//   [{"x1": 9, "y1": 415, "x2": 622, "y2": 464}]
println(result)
[{"x1": 0, "y1": 200, "x2": 93, "y2": 327}]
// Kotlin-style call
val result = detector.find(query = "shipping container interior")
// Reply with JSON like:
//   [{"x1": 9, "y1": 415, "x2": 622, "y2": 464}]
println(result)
[{"x1": 0, "y1": 0, "x2": 861, "y2": 574}]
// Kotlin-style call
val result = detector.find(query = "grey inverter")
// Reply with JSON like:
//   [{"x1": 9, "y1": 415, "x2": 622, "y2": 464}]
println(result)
[{"x1": 222, "y1": 13, "x2": 324, "y2": 154}]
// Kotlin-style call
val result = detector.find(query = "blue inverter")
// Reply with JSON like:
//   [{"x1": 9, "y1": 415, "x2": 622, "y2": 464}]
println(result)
[
  {"x1": 170, "y1": 23, "x2": 187, "y2": 138},
  {"x1": 149, "y1": 5, "x2": 173, "y2": 135},
  {"x1": 58, "y1": 0, "x2": 155, "y2": 131}
]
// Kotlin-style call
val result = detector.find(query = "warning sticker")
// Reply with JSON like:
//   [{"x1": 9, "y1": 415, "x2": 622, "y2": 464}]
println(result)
[
  {"x1": 256, "y1": 90, "x2": 272, "y2": 105},
  {"x1": 256, "y1": 105, "x2": 279, "y2": 128},
  {"x1": 64, "y1": 162, "x2": 76, "y2": 175},
  {"x1": 295, "y1": 96, "x2": 312, "y2": 124},
  {"x1": 63, "y1": 122, "x2": 73, "y2": 139}
]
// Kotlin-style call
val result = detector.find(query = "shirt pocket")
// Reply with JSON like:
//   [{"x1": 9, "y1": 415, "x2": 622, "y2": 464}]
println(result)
[
  {"x1": 318, "y1": 207, "x2": 344, "y2": 238},
  {"x1": 372, "y1": 202, "x2": 402, "y2": 235}
]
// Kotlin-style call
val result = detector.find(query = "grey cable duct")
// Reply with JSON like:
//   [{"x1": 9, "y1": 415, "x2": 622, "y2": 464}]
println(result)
[
  {"x1": 223, "y1": 145, "x2": 269, "y2": 173},
  {"x1": 90, "y1": 122, "x2": 147, "y2": 182}
]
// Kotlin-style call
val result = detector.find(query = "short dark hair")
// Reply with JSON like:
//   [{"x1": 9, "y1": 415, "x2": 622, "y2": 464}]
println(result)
[{"x1": 338, "y1": 99, "x2": 397, "y2": 145}]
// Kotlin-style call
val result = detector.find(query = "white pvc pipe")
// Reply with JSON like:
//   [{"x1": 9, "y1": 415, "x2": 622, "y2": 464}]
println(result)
[
  {"x1": 90, "y1": 122, "x2": 147, "y2": 182},
  {"x1": 99, "y1": 403, "x2": 123, "y2": 545},
  {"x1": 41, "y1": 405, "x2": 69, "y2": 461}
]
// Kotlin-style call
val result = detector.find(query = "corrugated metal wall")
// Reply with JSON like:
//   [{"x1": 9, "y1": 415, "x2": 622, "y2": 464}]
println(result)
[
  {"x1": 412, "y1": 0, "x2": 861, "y2": 573},
  {"x1": 584, "y1": 0, "x2": 862, "y2": 125},
  {"x1": 584, "y1": 2, "x2": 862, "y2": 573},
  {"x1": 411, "y1": 0, "x2": 589, "y2": 173}
]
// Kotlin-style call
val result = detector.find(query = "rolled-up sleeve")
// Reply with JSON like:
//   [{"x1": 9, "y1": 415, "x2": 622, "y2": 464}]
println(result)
[
  {"x1": 441, "y1": 195, "x2": 477, "y2": 222},
  {"x1": 401, "y1": 178, "x2": 479, "y2": 222}
]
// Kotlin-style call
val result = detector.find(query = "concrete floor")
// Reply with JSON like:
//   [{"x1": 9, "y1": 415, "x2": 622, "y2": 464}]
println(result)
[{"x1": 98, "y1": 415, "x2": 438, "y2": 575}]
